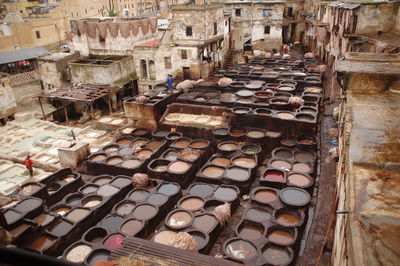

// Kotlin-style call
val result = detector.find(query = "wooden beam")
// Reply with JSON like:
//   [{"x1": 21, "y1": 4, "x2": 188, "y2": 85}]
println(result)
[{"x1": 37, "y1": 97, "x2": 46, "y2": 121}]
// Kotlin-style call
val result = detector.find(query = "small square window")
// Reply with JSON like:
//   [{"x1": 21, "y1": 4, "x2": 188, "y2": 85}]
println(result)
[
  {"x1": 263, "y1": 9, "x2": 270, "y2": 17},
  {"x1": 35, "y1": 31, "x2": 41, "y2": 39},
  {"x1": 264, "y1": 26, "x2": 270, "y2": 34},
  {"x1": 235, "y1": 9, "x2": 241, "y2": 17},
  {"x1": 186, "y1": 26, "x2": 192, "y2": 36},
  {"x1": 181, "y1": 50, "x2": 187, "y2": 59}
]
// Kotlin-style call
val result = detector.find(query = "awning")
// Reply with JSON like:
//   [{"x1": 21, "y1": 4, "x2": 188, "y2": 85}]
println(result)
[{"x1": 0, "y1": 47, "x2": 50, "y2": 65}]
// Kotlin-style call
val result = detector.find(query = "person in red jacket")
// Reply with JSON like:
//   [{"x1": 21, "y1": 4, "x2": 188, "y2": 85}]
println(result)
[{"x1": 24, "y1": 155, "x2": 33, "y2": 177}]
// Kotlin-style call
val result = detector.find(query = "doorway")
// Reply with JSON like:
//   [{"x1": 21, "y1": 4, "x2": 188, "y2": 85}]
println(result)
[{"x1": 183, "y1": 67, "x2": 191, "y2": 79}]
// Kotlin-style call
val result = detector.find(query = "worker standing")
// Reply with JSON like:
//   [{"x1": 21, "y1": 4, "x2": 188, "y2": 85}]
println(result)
[
  {"x1": 24, "y1": 155, "x2": 33, "y2": 178},
  {"x1": 167, "y1": 74, "x2": 174, "y2": 93}
]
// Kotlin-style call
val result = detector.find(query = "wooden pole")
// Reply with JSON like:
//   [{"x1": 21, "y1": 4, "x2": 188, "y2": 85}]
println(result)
[
  {"x1": 62, "y1": 100, "x2": 69, "y2": 124},
  {"x1": 108, "y1": 94, "x2": 112, "y2": 114},
  {"x1": 37, "y1": 97, "x2": 46, "y2": 120}
]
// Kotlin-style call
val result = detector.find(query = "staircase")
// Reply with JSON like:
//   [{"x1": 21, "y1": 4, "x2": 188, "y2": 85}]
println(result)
[{"x1": 222, "y1": 50, "x2": 236, "y2": 69}]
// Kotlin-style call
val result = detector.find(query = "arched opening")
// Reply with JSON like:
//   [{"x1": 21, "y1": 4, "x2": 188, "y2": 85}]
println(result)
[
  {"x1": 140, "y1": 60, "x2": 148, "y2": 79},
  {"x1": 149, "y1": 60, "x2": 156, "y2": 80}
]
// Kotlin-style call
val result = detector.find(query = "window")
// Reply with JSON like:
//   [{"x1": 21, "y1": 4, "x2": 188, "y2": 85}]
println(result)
[
  {"x1": 235, "y1": 9, "x2": 241, "y2": 17},
  {"x1": 287, "y1": 7, "x2": 293, "y2": 17},
  {"x1": 214, "y1": 23, "x2": 217, "y2": 35},
  {"x1": 181, "y1": 50, "x2": 187, "y2": 59},
  {"x1": 140, "y1": 60, "x2": 147, "y2": 78},
  {"x1": 99, "y1": 36, "x2": 105, "y2": 43},
  {"x1": 35, "y1": 31, "x2": 41, "y2": 39},
  {"x1": 264, "y1": 26, "x2": 270, "y2": 34},
  {"x1": 186, "y1": 26, "x2": 192, "y2": 36},
  {"x1": 263, "y1": 9, "x2": 270, "y2": 17},
  {"x1": 85, "y1": 9, "x2": 87, "y2": 14},
  {"x1": 164, "y1": 57, "x2": 172, "y2": 69}
]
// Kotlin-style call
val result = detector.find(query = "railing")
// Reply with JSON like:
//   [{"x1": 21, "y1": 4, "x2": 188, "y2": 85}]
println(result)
[{"x1": 8, "y1": 70, "x2": 39, "y2": 86}]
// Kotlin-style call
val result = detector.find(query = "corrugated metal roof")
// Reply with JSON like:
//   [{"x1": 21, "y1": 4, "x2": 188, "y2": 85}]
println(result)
[
  {"x1": 0, "y1": 47, "x2": 50, "y2": 65},
  {"x1": 328, "y1": 2, "x2": 361, "y2": 10}
]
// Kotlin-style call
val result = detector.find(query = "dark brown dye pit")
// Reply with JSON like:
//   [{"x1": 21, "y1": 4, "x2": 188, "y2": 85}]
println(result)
[
  {"x1": 132, "y1": 204, "x2": 157, "y2": 220},
  {"x1": 117, "y1": 138, "x2": 132, "y2": 145},
  {"x1": 14, "y1": 198, "x2": 42, "y2": 213},
  {"x1": 281, "y1": 188, "x2": 310, "y2": 206},
  {"x1": 48, "y1": 220, "x2": 74, "y2": 237},
  {"x1": 153, "y1": 130, "x2": 169, "y2": 137},
  {"x1": 106, "y1": 156, "x2": 123, "y2": 165},
  {"x1": 262, "y1": 245, "x2": 291, "y2": 265},
  {"x1": 274, "y1": 149, "x2": 292, "y2": 159},
  {"x1": 34, "y1": 213, "x2": 54, "y2": 227},
  {"x1": 193, "y1": 214, "x2": 218, "y2": 233},
  {"x1": 180, "y1": 197, "x2": 204, "y2": 211},
  {"x1": 271, "y1": 160, "x2": 291, "y2": 170},
  {"x1": 116, "y1": 202, "x2": 136, "y2": 215},
  {"x1": 189, "y1": 184, "x2": 214, "y2": 197},
  {"x1": 158, "y1": 183, "x2": 179, "y2": 196},
  {"x1": 173, "y1": 140, "x2": 190, "y2": 149},
  {"x1": 190, "y1": 140, "x2": 208, "y2": 149},
  {"x1": 10, "y1": 223, "x2": 29, "y2": 237},
  {"x1": 202, "y1": 166, "x2": 224, "y2": 178},
  {"x1": 100, "y1": 216, "x2": 124, "y2": 232},
  {"x1": 129, "y1": 190, "x2": 150, "y2": 202},
  {"x1": 93, "y1": 177, "x2": 112, "y2": 185},
  {"x1": 147, "y1": 193, "x2": 168, "y2": 206},
  {"x1": 268, "y1": 230, "x2": 294, "y2": 245},
  {"x1": 111, "y1": 177, "x2": 131, "y2": 188},
  {"x1": 122, "y1": 159, "x2": 141, "y2": 169},
  {"x1": 225, "y1": 240, "x2": 257, "y2": 260},
  {"x1": 18, "y1": 184, "x2": 40, "y2": 196},
  {"x1": 213, "y1": 187, "x2": 237, "y2": 202},
  {"x1": 288, "y1": 174, "x2": 310, "y2": 186},
  {"x1": 230, "y1": 129, "x2": 247, "y2": 137},
  {"x1": 132, "y1": 129, "x2": 149, "y2": 137},
  {"x1": 211, "y1": 157, "x2": 231, "y2": 167},
  {"x1": 97, "y1": 184, "x2": 119, "y2": 197},
  {"x1": 232, "y1": 157, "x2": 256, "y2": 168},
  {"x1": 66, "y1": 208, "x2": 90, "y2": 223},
  {"x1": 121, "y1": 219, "x2": 143, "y2": 236},
  {"x1": 27, "y1": 236, "x2": 56, "y2": 251},
  {"x1": 294, "y1": 151, "x2": 314, "y2": 162},
  {"x1": 225, "y1": 167, "x2": 249, "y2": 181},
  {"x1": 276, "y1": 213, "x2": 300, "y2": 227},
  {"x1": 90, "y1": 154, "x2": 106, "y2": 162},
  {"x1": 246, "y1": 207, "x2": 272, "y2": 222},
  {"x1": 255, "y1": 190, "x2": 277, "y2": 203},
  {"x1": 263, "y1": 171, "x2": 284, "y2": 182},
  {"x1": 148, "y1": 141, "x2": 163, "y2": 150},
  {"x1": 238, "y1": 223, "x2": 264, "y2": 240}
]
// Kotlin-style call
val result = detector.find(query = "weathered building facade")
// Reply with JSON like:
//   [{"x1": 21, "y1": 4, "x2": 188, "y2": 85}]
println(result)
[
  {"x1": 303, "y1": 1, "x2": 400, "y2": 65},
  {"x1": 224, "y1": 1, "x2": 285, "y2": 50}
]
